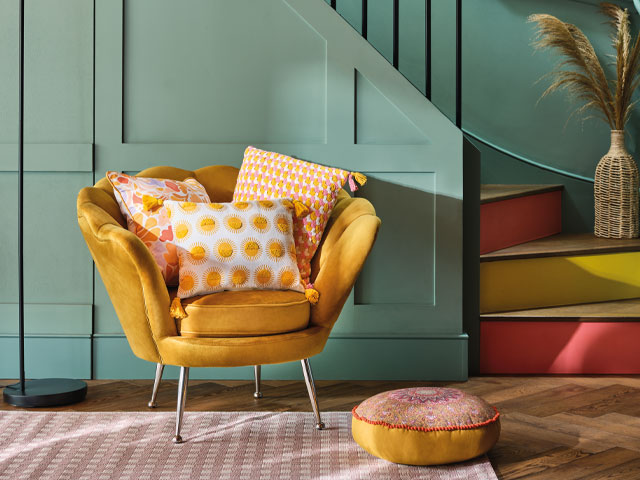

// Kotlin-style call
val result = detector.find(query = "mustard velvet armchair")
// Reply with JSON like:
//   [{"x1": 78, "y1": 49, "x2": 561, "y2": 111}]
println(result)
[{"x1": 77, "y1": 165, "x2": 380, "y2": 443}]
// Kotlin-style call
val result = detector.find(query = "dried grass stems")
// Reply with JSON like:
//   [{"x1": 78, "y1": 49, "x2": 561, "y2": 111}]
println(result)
[{"x1": 529, "y1": 3, "x2": 640, "y2": 130}]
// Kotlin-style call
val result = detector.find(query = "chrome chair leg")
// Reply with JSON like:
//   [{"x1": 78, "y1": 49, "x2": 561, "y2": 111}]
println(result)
[
  {"x1": 253, "y1": 365, "x2": 263, "y2": 399},
  {"x1": 172, "y1": 366, "x2": 189, "y2": 444},
  {"x1": 148, "y1": 363, "x2": 164, "y2": 408},
  {"x1": 301, "y1": 358, "x2": 325, "y2": 430}
]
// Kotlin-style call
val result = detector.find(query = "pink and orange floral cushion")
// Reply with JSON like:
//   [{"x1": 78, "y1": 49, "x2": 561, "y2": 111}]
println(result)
[
  {"x1": 107, "y1": 172, "x2": 211, "y2": 284},
  {"x1": 233, "y1": 146, "x2": 366, "y2": 292},
  {"x1": 352, "y1": 387, "x2": 501, "y2": 465}
]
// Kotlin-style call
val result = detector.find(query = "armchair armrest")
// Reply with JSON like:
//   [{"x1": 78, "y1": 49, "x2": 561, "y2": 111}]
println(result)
[{"x1": 77, "y1": 187, "x2": 175, "y2": 364}]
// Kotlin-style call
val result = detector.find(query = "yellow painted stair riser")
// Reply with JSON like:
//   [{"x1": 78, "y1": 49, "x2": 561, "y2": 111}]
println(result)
[{"x1": 480, "y1": 252, "x2": 640, "y2": 314}]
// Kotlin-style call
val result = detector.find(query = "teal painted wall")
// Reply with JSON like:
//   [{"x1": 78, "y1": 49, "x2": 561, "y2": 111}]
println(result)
[
  {"x1": 333, "y1": 0, "x2": 638, "y2": 233},
  {"x1": 0, "y1": 0, "x2": 94, "y2": 379},
  {"x1": 464, "y1": 0, "x2": 639, "y2": 233},
  {"x1": 1, "y1": 0, "x2": 471, "y2": 381},
  {"x1": 6, "y1": 0, "x2": 627, "y2": 382}
]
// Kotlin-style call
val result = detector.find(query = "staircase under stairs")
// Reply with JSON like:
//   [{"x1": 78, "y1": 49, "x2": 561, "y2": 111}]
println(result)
[
  {"x1": 321, "y1": 1, "x2": 640, "y2": 375},
  {"x1": 479, "y1": 185, "x2": 640, "y2": 374}
]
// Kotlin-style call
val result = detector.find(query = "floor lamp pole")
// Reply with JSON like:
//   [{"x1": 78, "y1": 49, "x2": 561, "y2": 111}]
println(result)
[
  {"x1": 3, "y1": 0, "x2": 87, "y2": 408},
  {"x1": 17, "y1": 0, "x2": 25, "y2": 396}
]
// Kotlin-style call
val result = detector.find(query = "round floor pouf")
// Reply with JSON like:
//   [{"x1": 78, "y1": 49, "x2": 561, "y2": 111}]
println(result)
[{"x1": 351, "y1": 387, "x2": 500, "y2": 466}]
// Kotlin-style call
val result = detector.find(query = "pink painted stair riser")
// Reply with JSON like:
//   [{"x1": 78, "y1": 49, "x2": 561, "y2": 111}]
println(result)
[
  {"x1": 480, "y1": 321, "x2": 640, "y2": 374},
  {"x1": 480, "y1": 190, "x2": 562, "y2": 255}
]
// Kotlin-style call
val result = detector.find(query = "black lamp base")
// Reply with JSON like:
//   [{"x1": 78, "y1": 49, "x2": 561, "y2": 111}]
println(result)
[{"x1": 3, "y1": 378, "x2": 87, "y2": 408}]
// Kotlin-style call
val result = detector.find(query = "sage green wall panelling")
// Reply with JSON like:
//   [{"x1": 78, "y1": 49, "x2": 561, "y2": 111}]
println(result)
[
  {"x1": 355, "y1": 70, "x2": 428, "y2": 144},
  {"x1": 331, "y1": 1, "x2": 427, "y2": 95},
  {"x1": 0, "y1": 144, "x2": 93, "y2": 172},
  {"x1": 0, "y1": 0, "x2": 93, "y2": 144},
  {"x1": 0, "y1": 0, "x2": 94, "y2": 382},
  {"x1": 94, "y1": 276, "x2": 121, "y2": 335},
  {"x1": 354, "y1": 173, "x2": 435, "y2": 306},
  {"x1": 94, "y1": 336, "x2": 468, "y2": 380},
  {"x1": 123, "y1": 0, "x2": 326, "y2": 145},
  {"x1": 93, "y1": 336, "x2": 168, "y2": 379},
  {"x1": 0, "y1": 304, "x2": 91, "y2": 336},
  {"x1": 93, "y1": 0, "x2": 468, "y2": 380},
  {"x1": 0, "y1": 173, "x2": 94, "y2": 336},
  {"x1": 0, "y1": 337, "x2": 91, "y2": 379}
]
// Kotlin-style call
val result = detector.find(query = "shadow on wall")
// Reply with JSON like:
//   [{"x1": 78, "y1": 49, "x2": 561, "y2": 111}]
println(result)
[{"x1": 354, "y1": 175, "x2": 438, "y2": 306}]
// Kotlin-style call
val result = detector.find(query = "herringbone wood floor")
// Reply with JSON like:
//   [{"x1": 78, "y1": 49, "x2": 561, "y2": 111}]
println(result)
[{"x1": 2, "y1": 376, "x2": 640, "y2": 479}]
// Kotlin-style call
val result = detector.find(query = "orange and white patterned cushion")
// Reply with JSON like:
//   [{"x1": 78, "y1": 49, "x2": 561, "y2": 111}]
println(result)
[
  {"x1": 107, "y1": 172, "x2": 211, "y2": 285},
  {"x1": 233, "y1": 146, "x2": 365, "y2": 287},
  {"x1": 165, "y1": 199, "x2": 304, "y2": 300}
]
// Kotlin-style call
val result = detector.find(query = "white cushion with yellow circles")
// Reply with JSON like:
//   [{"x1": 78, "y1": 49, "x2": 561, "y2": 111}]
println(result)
[{"x1": 165, "y1": 199, "x2": 305, "y2": 319}]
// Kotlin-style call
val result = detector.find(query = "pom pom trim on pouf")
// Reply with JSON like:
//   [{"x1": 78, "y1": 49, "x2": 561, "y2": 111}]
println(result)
[
  {"x1": 351, "y1": 405, "x2": 500, "y2": 432},
  {"x1": 351, "y1": 387, "x2": 501, "y2": 466}
]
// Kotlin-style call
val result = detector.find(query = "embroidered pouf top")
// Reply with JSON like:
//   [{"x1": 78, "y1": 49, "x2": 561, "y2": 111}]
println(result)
[{"x1": 351, "y1": 387, "x2": 501, "y2": 466}]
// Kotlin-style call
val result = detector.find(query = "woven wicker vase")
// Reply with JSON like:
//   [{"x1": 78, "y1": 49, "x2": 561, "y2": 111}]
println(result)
[{"x1": 594, "y1": 130, "x2": 639, "y2": 238}]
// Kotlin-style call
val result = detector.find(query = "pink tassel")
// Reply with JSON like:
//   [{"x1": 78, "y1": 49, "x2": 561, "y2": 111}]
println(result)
[{"x1": 348, "y1": 174, "x2": 358, "y2": 192}]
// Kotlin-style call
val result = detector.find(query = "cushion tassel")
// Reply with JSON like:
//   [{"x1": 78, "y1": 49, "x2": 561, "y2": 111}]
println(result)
[
  {"x1": 170, "y1": 296, "x2": 188, "y2": 319},
  {"x1": 305, "y1": 283, "x2": 320, "y2": 305},
  {"x1": 348, "y1": 174, "x2": 357, "y2": 192},
  {"x1": 293, "y1": 200, "x2": 310, "y2": 218},
  {"x1": 348, "y1": 172, "x2": 367, "y2": 192},
  {"x1": 353, "y1": 172, "x2": 367, "y2": 187},
  {"x1": 142, "y1": 195, "x2": 164, "y2": 212}
]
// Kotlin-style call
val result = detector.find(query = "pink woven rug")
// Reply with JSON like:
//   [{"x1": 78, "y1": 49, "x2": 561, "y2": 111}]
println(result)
[{"x1": 0, "y1": 411, "x2": 498, "y2": 479}]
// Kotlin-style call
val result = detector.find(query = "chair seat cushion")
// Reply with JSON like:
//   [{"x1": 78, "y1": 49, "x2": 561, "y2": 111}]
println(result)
[
  {"x1": 174, "y1": 289, "x2": 310, "y2": 338},
  {"x1": 352, "y1": 387, "x2": 501, "y2": 465}
]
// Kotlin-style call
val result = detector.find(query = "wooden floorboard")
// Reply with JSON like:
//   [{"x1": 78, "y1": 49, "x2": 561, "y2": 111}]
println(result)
[
  {"x1": 480, "y1": 184, "x2": 563, "y2": 204},
  {"x1": 480, "y1": 233, "x2": 640, "y2": 262},
  {"x1": 481, "y1": 298, "x2": 640, "y2": 320},
  {"x1": 2, "y1": 376, "x2": 640, "y2": 479}
]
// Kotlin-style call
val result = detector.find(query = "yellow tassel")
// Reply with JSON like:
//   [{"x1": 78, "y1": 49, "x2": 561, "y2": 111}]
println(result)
[
  {"x1": 143, "y1": 195, "x2": 164, "y2": 211},
  {"x1": 352, "y1": 172, "x2": 367, "y2": 187},
  {"x1": 293, "y1": 200, "x2": 310, "y2": 218},
  {"x1": 305, "y1": 288, "x2": 320, "y2": 305},
  {"x1": 170, "y1": 297, "x2": 188, "y2": 319}
]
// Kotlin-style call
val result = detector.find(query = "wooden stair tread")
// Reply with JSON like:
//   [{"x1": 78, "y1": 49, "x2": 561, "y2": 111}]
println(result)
[
  {"x1": 481, "y1": 298, "x2": 640, "y2": 321},
  {"x1": 480, "y1": 184, "x2": 563, "y2": 204},
  {"x1": 480, "y1": 233, "x2": 640, "y2": 262}
]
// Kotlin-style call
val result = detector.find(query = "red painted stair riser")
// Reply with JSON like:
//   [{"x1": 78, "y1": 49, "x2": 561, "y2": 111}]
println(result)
[
  {"x1": 480, "y1": 191, "x2": 562, "y2": 255},
  {"x1": 480, "y1": 321, "x2": 640, "y2": 374}
]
